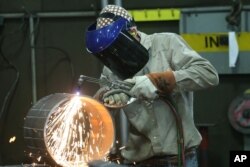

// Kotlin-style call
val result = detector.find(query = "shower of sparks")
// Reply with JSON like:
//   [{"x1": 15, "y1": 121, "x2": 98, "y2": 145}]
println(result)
[
  {"x1": 44, "y1": 96, "x2": 109, "y2": 167},
  {"x1": 9, "y1": 136, "x2": 16, "y2": 143}
]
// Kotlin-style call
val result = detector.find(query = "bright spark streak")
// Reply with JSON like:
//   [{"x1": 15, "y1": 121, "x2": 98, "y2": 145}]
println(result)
[
  {"x1": 9, "y1": 136, "x2": 16, "y2": 143},
  {"x1": 37, "y1": 156, "x2": 42, "y2": 162},
  {"x1": 119, "y1": 146, "x2": 126, "y2": 150}
]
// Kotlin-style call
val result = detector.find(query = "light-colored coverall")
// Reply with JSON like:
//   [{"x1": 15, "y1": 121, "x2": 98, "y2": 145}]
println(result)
[{"x1": 100, "y1": 32, "x2": 219, "y2": 163}]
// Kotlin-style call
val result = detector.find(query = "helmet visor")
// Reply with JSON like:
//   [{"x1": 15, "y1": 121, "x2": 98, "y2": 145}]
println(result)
[{"x1": 86, "y1": 18, "x2": 149, "y2": 79}]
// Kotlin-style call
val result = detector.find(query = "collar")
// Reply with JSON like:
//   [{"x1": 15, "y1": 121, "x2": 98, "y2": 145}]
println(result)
[{"x1": 138, "y1": 31, "x2": 151, "y2": 50}]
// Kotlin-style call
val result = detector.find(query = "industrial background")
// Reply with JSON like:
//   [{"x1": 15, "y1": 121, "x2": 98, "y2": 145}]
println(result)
[{"x1": 1, "y1": 0, "x2": 250, "y2": 167}]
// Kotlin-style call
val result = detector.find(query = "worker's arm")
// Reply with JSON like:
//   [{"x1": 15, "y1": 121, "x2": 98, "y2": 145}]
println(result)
[
  {"x1": 171, "y1": 34, "x2": 219, "y2": 91},
  {"x1": 148, "y1": 33, "x2": 219, "y2": 94}
]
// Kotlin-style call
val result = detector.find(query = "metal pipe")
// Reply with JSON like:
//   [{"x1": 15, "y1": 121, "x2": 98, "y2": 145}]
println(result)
[
  {"x1": 115, "y1": 0, "x2": 122, "y2": 6},
  {"x1": 0, "y1": 13, "x2": 25, "y2": 19},
  {"x1": 101, "y1": 0, "x2": 108, "y2": 8},
  {"x1": 113, "y1": 0, "x2": 128, "y2": 149},
  {"x1": 29, "y1": 15, "x2": 37, "y2": 104},
  {"x1": 0, "y1": 11, "x2": 96, "y2": 19},
  {"x1": 37, "y1": 11, "x2": 96, "y2": 18},
  {"x1": 119, "y1": 109, "x2": 128, "y2": 146}
]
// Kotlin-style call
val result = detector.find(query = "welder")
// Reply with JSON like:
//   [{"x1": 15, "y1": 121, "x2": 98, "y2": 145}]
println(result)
[{"x1": 85, "y1": 5, "x2": 219, "y2": 167}]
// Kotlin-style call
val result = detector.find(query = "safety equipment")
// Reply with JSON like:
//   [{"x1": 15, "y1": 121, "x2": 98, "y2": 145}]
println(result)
[
  {"x1": 103, "y1": 89, "x2": 131, "y2": 107},
  {"x1": 80, "y1": 74, "x2": 135, "y2": 108},
  {"x1": 96, "y1": 5, "x2": 134, "y2": 29},
  {"x1": 125, "y1": 75, "x2": 159, "y2": 100},
  {"x1": 85, "y1": 18, "x2": 149, "y2": 80},
  {"x1": 93, "y1": 86, "x2": 111, "y2": 101},
  {"x1": 147, "y1": 70, "x2": 176, "y2": 94}
]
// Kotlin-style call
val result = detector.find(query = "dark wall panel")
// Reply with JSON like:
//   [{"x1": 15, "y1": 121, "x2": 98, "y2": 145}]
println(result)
[
  {"x1": 194, "y1": 75, "x2": 250, "y2": 167},
  {"x1": 0, "y1": 19, "x2": 32, "y2": 164}
]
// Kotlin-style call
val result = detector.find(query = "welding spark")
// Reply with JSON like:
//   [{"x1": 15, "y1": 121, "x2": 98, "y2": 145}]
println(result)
[
  {"x1": 37, "y1": 156, "x2": 42, "y2": 162},
  {"x1": 44, "y1": 96, "x2": 110, "y2": 167},
  {"x1": 9, "y1": 136, "x2": 16, "y2": 143},
  {"x1": 119, "y1": 146, "x2": 126, "y2": 150}
]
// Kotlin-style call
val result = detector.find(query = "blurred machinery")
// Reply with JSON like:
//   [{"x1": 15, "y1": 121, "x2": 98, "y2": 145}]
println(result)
[
  {"x1": 23, "y1": 93, "x2": 114, "y2": 167},
  {"x1": 179, "y1": 2, "x2": 250, "y2": 166},
  {"x1": 228, "y1": 89, "x2": 250, "y2": 150},
  {"x1": 180, "y1": 2, "x2": 250, "y2": 74}
]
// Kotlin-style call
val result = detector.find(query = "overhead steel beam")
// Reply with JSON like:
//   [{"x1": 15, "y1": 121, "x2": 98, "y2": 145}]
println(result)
[{"x1": 0, "y1": 11, "x2": 96, "y2": 19}]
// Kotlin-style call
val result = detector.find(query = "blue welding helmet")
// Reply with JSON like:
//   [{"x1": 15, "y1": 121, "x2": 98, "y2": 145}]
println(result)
[{"x1": 85, "y1": 17, "x2": 149, "y2": 79}]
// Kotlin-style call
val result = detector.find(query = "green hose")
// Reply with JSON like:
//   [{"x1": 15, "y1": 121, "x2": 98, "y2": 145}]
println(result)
[{"x1": 160, "y1": 95, "x2": 185, "y2": 167}]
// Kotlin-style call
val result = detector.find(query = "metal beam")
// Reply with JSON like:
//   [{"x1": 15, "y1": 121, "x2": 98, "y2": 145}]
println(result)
[
  {"x1": 29, "y1": 15, "x2": 37, "y2": 104},
  {"x1": 0, "y1": 11, "x2": 96, "y2": 19}
]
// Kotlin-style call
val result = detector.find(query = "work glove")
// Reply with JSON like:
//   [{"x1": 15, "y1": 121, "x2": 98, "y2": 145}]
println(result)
[
  {"x1": 93, "y1": 86, "x2": 110, "y2": 101},
  {"x1": 147, "y1": 70, "x2": 176, "y2": 94},
  {"x1": 125, "y1": 75, "x2": 159, "y2": 100},
  {"x1": 126, "y1": 70, "x2": 176, "y2": 99},
  {"x1": 102, "y1": 89, "x2": 131, "y2": 108}
]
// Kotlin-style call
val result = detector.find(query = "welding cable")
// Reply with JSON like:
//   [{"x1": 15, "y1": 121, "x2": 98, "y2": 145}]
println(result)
[
  {"x1": 0, "y1": 51, "x2": 20, "y2": 119},
  {"x1": 0, "y1": 17, "x2": 26, "y2": 162},
  {"x1": 160, "y1": 95, "x2": 186, "y2": 167},
  {"x1": 34, "y1": 46, "x2": 76, "y2": 86},
  {"x1": 26, "y1": 9, "x2": 75, "y2": 92},
  {"x1": 106, "y1": 93, "x2": 186, "y2": 166},
  {"x1": 0, "y1": 17, "x2": 26, "y2": 120},
  {"x1": 28, "y1": 13, "x2": 76, "y2": 90},
  {"x1": 28, "y1": 14, "x2": 76, "y2": 90},
  {"x1": 0, "y1": 31, "x2": 21, "y2": 165}
]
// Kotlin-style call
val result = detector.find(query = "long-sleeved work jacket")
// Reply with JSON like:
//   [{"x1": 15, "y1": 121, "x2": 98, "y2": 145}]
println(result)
[{"x1": 100, "y1": 31, "x2": 219, "y2": 162}]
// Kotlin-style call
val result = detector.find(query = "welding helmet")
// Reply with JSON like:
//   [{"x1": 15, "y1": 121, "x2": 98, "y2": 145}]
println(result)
[{"x1": 85, "y1": 5, "x2": 149, "y2": 79}]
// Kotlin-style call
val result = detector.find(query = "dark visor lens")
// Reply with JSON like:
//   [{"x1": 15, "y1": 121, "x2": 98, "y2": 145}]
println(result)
[{"x1": 94, "y1": 30, "x2": 149, "y2": 79}]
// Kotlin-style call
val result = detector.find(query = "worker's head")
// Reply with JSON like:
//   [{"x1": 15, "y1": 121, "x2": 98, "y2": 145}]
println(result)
[
  {"x1": 96, "y1": 5, "x2": 139, "y2": 40},
  {"x1": 85, "y1": 5, "x2": 149, "y2": 79}
]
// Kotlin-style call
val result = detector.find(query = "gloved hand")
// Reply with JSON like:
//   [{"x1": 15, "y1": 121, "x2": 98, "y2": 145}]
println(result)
[
  {"x1": 103, "y1": 89, "x2": 131, "y2": 107},
  {"x1": 147, "y1": 70, "x2": 176, "y2": 94},
  {"x1": 93, "y1": 86, "x2": 110, "y2": 101},
  {"x1": 125, "y1": 75, "x2": 158, "y2": 100}
]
